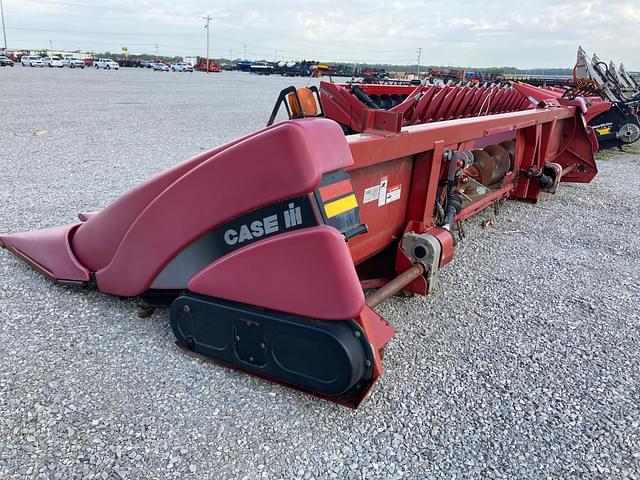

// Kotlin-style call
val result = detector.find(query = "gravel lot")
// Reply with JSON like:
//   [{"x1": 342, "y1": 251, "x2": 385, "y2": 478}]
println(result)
[{"x1": 1, "y1": 67, "x2": 639, "y2": 479}]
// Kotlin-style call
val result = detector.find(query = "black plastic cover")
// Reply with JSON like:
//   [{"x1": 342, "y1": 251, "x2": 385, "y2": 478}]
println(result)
[{"x1": 170, "y1": 295, "x2": 374, "y2": 400}]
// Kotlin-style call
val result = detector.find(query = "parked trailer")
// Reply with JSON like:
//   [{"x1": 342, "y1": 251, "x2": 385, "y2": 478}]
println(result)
[{"x1": 1, "y1": 84, "x2": 597, "y2": 407}]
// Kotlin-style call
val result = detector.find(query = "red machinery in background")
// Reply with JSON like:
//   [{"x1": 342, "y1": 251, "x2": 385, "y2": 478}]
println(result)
[
  {"x1": 195, "y1": 57, "x2": 221, "y2": 72},
  {"x1": 1, "y1": 83, "x2": 597, "y2": 407}
]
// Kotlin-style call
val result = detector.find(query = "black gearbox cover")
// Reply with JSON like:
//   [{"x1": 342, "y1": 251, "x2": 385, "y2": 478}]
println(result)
[{"x1": 170, "y1": 295, "x2": 374, "y2": 398}]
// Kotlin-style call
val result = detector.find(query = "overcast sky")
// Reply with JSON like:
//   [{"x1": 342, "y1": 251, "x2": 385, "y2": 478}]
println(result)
[{"x1": 3, "y1": 0, "x2": 639, "y2": 69}]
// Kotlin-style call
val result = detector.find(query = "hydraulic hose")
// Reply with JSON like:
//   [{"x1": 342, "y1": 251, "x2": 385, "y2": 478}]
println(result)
[{"x1": 442, "y1": 193, "x2": 462, "y2": 231}]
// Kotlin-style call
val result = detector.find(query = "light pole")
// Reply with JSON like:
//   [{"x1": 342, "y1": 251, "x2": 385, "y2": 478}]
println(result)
[
  {"x1": 416, "y1": 47, "x2": 422, "y2": 78},
  {"x1": 203, "y1": 15, "x2": 212, "y2": 73},
  {"x1": 1, "y1": 0, "x2": 8, "y2": 52}
]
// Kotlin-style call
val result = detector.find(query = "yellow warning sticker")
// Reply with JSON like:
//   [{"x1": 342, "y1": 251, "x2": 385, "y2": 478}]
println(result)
[
  {"x1": 596, "y1": 127, "x2": 611, "y2": 135},
  {"x1": 324, "y1": 194, "x2": 358, "y2": 218}
]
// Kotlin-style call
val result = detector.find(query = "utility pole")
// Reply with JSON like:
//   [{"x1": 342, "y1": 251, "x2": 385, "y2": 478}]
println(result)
[
  {"x1": 243, "y1": 44, "x2": 247, "y2": 60},
  {"x1": 416, "y1": 47, "x2": 422, "y2": 78},
  {"x1": 154, "y1": 44, "x2": 158, "y2": 58},
  {"x1": 49, "y1": 40, "x2": 53, "y2": 54},
  {"x1": 0, "y1": 0, "x2": 7, "y2": 52},
  {"x1": 203, "y1": 15, "x2": 212, "y2": 73}
]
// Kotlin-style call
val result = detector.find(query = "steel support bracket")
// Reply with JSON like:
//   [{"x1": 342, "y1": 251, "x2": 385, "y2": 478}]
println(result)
[{"x1": 400, "y1": 232, "x2": 442, "y2": 293}]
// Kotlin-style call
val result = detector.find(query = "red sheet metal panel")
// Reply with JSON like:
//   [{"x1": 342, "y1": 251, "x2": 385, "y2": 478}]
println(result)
[
  {"x1": 346, "y1": 156, "x2": 414, "y2": 264},
  {"x1": 0, "y1": 224, "x2": 90, "y2": 283},
  {"x1": 94, "y1": 119, "x2": 355, "y2": 296},
  {"x1": 72, "y1": 130, "x2": 267, "y2": 271},
  {"x1": 188, "y1": 226, "x2": 365, "y2": 320}
]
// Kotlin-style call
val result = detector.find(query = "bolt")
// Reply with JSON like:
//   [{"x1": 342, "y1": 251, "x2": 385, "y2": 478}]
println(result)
[
  {"x1": 235, "y1": 336, "x2": 240, "y2": 342},
  {"x1": 249, "y1": 356, "x2": 254, "y2": 362},
  {"x1": 185, "y1": 337, "x2": 195, "y2": 349},
  {"x1": 353, "y1": 331, "x2": 361, "y2": 338},
  {"x1": 182, "y1": 305, "x2": 190, "y2": 313},
  {"x1": 365, "y1": 360, "x2": 372, "y2": 367},
  {"x1": 260, "y1": 343, "x2": 266, "y2": 349}
]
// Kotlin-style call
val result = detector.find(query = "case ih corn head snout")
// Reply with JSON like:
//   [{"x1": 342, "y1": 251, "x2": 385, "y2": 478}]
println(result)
[{"x1": 1, "y1": 85, "x2": 598, "y2": 407}]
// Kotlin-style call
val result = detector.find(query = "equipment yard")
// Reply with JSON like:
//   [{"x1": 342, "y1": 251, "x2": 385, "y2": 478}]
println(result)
[{"x1": 1, "y1": 68, "x2": 639, "y2": 479}]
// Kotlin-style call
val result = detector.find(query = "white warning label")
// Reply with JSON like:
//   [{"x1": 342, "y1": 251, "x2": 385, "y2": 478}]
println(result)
[
  {"x1": 378, "y1": 177, "x2": 388, "y2": 206},
  {"x1": 386, "y1": 185, "x2": 402, "y2": 203},
  {"x1": 363, "y1": 185, "x2": 380, "y2": 204}
]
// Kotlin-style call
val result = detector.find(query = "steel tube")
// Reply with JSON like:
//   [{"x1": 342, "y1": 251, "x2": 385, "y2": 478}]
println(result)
[
  {"x1": 455, "y1": 184, "x2": 514, "y2": 222},
  {"x1": 365, "y1": 263, "x2": 424, "y2": 308},
  {"x1": 562, "y1": 164, "x2": 577, "y2": 177}
]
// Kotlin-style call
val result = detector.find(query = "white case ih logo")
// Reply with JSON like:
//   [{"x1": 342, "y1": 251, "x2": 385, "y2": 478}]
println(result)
[
  {"x1": 223, "y1": 203, "x2": 303, "y2": 246},
  {"x1": 283, "y1": 202, "x2": 302, "y2": 228}
]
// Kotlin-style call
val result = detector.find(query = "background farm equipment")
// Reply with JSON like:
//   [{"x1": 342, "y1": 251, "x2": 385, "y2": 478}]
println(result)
[
  {"x1": 1, "y1": 79, "x2": 598, "y2": 406},
  {"x1": 567, "y1": 47, "x2": 640, "y2": 148},
  {"x1": 573, "y1": 46, "x2": 639, "y2": 102},
  {"x1": 427, "y1": 67, "x2": 465, "y2": 84},
  {"x1": 250, "y1": 61, "x2": 274, "y2": 75},
  {"x1": 195, "y1": 57, "x2": 221, "y2": 72},
  {"x1": 513, "y1": 47, "x2": 640, "y2": 149},
  {"x1": 275, "y1": 61, "x2": 314, "y2": 77}
]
